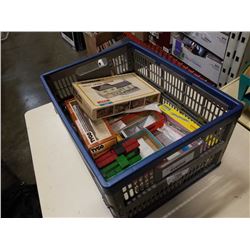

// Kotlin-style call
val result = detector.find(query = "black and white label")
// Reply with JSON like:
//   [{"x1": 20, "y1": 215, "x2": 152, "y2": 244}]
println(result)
[
  {"x1": 91, "y1": 144, "x2": 104, "y2": 153},
  {"x1": 162, "y1": 152, "x2": 194, "y2": 178},
  {"x1": 86, "y1": 131, "x2": 96, "y2": 144}
]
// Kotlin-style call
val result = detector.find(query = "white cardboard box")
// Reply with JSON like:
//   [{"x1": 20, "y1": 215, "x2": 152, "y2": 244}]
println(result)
[
  {"x1": 73, "y1": 73, "x2": 161, "y2": 120},
  {"x1": 171, "y1": 36, "x2": 222, "y2": 84},
  {"x1": 183, "y1": 32, "x2": 229, "y2": 59}
]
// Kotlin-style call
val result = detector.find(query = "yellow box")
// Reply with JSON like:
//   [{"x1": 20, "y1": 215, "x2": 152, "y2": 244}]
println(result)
[
  {"x1": 159, "y1": 103, "x2": 200, "y2": 132},
  {"x1": 159, "y1": 103, "x2": 218, "y2": 146}
]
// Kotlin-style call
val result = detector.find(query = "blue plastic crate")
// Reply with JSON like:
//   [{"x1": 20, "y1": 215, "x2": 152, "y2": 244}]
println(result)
[{"x1": 41, "y1": 40, "x2": 243, "y2": 217}]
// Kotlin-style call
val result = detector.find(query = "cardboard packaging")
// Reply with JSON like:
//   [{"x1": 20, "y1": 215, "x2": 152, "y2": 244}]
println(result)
[
  {"x1": 171, "y1": 34, "x2": 223, "y2": 84},
  {"x1": 159, "y1": 103, "x2": 200, "y2": 132},
  {"x1": 183, "y1": 32, "x2": 229, "y2": 59},
  {"x1": 65, "y1": 99, "x2": 117, "y2": 158},
  {"x1": 73, "y1": 73, "x2": 161, "y2": 120},
  {"x1": 83, "y1": 32, "x2": 123, "y2": 55}
]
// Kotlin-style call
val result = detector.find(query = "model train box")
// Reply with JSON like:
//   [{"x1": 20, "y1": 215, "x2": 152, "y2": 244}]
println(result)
[
  {"x1": 65, "y1": 98, "x2": 117, "y2": 158},
  {"x1": 72, "y1": 73, "x2": 161, "y2": 120}
]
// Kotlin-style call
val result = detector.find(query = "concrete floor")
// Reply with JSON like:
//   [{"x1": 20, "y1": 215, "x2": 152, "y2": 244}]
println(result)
[{"x1": 1, "y1": 32, "x2": 86, "y2": 190}]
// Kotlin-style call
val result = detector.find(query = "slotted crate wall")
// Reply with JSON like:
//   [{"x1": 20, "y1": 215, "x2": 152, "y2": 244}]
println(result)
[
  {"x1": 53, "y1": 74, "x2": 78, "y2": 100},
  {"x1": 46, "y1": 46, "x2": 133, "y2": 103},
  {"x1": 112, "y1": 120, "x2": 230, "y2": 217},
  {"x1": 133, "y1": 49, "x2": 228, "y2": 125},
  {"x1": 127, "y1": 151, "x2": 218, "y2": 217}
]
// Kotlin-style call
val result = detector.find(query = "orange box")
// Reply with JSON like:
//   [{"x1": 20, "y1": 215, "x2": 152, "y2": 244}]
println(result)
[{"x1": 65, "y1": 99, "x2": 117, "y2": 159}]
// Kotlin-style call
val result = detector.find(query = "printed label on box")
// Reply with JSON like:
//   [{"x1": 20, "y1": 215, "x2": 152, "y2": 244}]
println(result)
[
  {"x1": 162, "y1": 152, "x2": 194, "y2": 178},
  {"x1": 65, "y1": 98, "x2": 117, "y2": 158}
]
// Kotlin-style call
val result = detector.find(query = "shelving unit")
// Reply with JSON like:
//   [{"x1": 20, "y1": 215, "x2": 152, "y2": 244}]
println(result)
[{"x1": 125, "y1": 32, "x2": 250, "y2": 88}]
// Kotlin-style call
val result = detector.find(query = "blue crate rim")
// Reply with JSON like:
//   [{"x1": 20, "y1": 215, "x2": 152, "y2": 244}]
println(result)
[
  {"x1": 41, "y1": 40, "x2": 243, "y2": 189},
  {"x1": 41, "y1": 39, "x2": 243, "y2": 109}
]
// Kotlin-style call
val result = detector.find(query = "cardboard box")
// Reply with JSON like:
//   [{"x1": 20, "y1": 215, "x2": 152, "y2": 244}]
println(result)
[
  {"x1": 159, "y1": 103, "x2": 200, "y2": 132},
  {"x1": 131, "y1": 32, "x2": 148, "y2": 42},
  {"x1": 219, "y1": 32, "x2": 240, "y2": 86},
  {"x1": 171, "y1": 35, "x2": 223, "y2": 83},
  {"x1": 73, "y1": 73, "x2": 161, "y2": 120},
  {"x1": 183, "y1": 32, "x2": 229, "y2": 59},
  {"x1": 83, "y1": 32, "x2": 122, "y2": 55},
  {"x1": 65, "y1": 99, "x2": 117, "y2": 158}
]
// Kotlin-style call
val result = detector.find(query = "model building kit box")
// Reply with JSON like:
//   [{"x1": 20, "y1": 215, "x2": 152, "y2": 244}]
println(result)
[
  {"x1": 171, "y1": 34, "x2": 223, "y2": 83},
  {"x1": 183, "y1": 32, "x2": 229, "y2": 59},
  {"x1": 73, "y1": 73, "x2": 161, "y2": 120},
  {"x1": 65, "y1": 98, "x2": 117, "y2": 158}
]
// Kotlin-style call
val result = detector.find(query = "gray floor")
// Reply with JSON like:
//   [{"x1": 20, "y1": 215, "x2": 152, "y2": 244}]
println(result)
[{"x1": 1, "y1": 32, "x2": 86, "y2": 190}]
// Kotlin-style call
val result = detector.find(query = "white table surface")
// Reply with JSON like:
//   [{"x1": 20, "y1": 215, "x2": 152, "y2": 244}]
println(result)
[{"x1": 25, "y1": 103, "x2": 250, "y2": 217}]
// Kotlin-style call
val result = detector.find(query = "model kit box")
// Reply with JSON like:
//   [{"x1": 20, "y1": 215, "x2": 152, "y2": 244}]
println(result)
[
  {"x1": 65, "y1": 99, "x2": 117, "y2": 158},
  {"x1": 183, "y1": 32, "x2": 229, "y2": 59},
  {"x1": 131, "y1": 32, "x2": 148, "y2": 42},
  {"x1": 72, "y1": 73, "x2": 161, "y2": 120},
  {"x1": 159, "y1": 103, "x2": 200, "y2": 132},
  {"x1": 171, "y1": 34, "x2": 223, "y2": 83}
]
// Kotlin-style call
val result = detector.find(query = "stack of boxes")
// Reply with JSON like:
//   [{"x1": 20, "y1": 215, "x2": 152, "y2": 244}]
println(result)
[
  {"x1": 65, "y1": 73, "x2": 167, "y2": 180},
  {"x1": 125, "y1": 32, "x2": 250, "y2": 87},
  {"x1": 171, "y1": 32, "x2": 250, "y2": 87},
  {"x1": 64, "y1": 71, "x2": 203, "y2": 181},
  {"x1": 171, "y1": 32, "x2": 228, "y2": 85}
]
